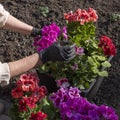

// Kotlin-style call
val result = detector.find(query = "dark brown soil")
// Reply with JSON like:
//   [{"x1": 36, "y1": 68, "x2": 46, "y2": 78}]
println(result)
[{"x1": 0, "y1": 0, "x2": 120, "y2": 118}]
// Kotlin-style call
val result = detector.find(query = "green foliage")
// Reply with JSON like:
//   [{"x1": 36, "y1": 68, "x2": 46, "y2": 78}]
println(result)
[
  {"x1": 41, "y1": 97, "x2": 60, "y2": 120},
  {"x1": 9, "y1": 103, "x2": 22, "y2": 120},
  {"x1": 110, "y1": 13, "x2": 120, "y2": 22},
  {"x1": 39, "y1": 6, "x2": 49, "y2": 17},
  {"x1": 9, "y1": 100, "x2": 44, "y2": 120}
]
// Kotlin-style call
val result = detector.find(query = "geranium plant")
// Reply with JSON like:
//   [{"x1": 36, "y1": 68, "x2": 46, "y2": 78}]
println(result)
[
  {"x1": 41, "y1": 79, "x2": 118, "y2": 120},
  {"x1": 33, "y1": 7, "x2": 116, "y2": 90},
  {"x1": 10, "y1": 74, "x2": 118, "y2": 120},
  {"x1": 9, "y1": 73, "x2": 47, "y2": 120}
]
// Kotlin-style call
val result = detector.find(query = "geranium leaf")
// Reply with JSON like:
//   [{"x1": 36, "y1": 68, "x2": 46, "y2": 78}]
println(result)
[
  {"x1": 101, "y1": 61, "x2": 111, "y2": 67},
  {"x1": 98, "y1": 71, "x2": 108, "y2": 77}
]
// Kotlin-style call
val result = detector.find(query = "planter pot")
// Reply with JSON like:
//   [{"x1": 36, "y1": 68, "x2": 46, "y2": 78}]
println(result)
[
  {"x1": 36, "y1": 70, "x2": 58, "y2": 93},
  {"x1": 36, "y1": 56, "x2": 113, "y2": 100}
]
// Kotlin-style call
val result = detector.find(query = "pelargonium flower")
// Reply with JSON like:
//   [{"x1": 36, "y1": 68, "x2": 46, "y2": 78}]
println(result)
[
  {"x1": 19, "y1": 97, "x2": 36, "y2": 112},
  {"x1": 62, "y1": 26, "x2": 68, "y2": 40},
  {"x1": 98, "y1": 36, "x2": 116, "y2": 56},
  {"x1": 75, "y1": 46, "x2": 84, "y2": 56},
  {"x1": 31, "y1": 86, "x2": 47, "y2": 102},
  {"x1": 34, "y1": 23, "x2": 61, "y2": 52},
  {"x1": 42, "y1": 23, "x2": 61, "y2": 37},
  {"x1": 10, "y1": 73, "x2": 48, "y2": 120},
  {"x1": 11, "y1": 87, "x2": 23, "y2": 99},
  {"x1": 80, "y1": 9, "x2": 90, "y2": 25},
  {"x1": 50, "y1": 87, "x2": 68, "y2": 107},
  {"x1": 50, "y1": 87, "x2": 118, "y2": 120},
  {"x1": 19, "y1": 97, "x2": 28, "y2": 112},
  {"x1": 64, "y1": 7, "x2": 98, "y2": 25},
  {"x1": 71, "y1": 63, "x2": 78, "y2": 70},
  {"x1": 97, "y1": 105, "x2": 118, "y2": 120},
  {"x1": 68, "y1": 87, "x2": 81, "y2": 99},
  {"x1": 87, "y1": 7, "x2": 98, "y2": 22},
  {"x1": 56, "y1": 78, "x2": 70, "y2": 88},
  {"x1": 16, "y1": 73, "x2": 39, "y2": 92},
  {"x1": 29, "y1": 111, "x2": 47, "y2": 120},
  {"x1": 19, "y1": 73, "x2": 39, "y2": 85}
]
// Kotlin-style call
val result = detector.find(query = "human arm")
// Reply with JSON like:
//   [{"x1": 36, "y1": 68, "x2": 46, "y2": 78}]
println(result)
[
  {"x1": 0, "y1": 43, "x2": 76, "y2": 86},
  {"x1": 0, "y1": 4, "x2": 40, "y2": 36},
  {"x1": 4, "y1": 14, "x2": 33, "y2": 35},
  {"x1": 0, "y1": 53, "x2": 42, "y2": 86},
  {"x1": 8, "y1": 53, "x2": 42, "y2": 78},
  {"x1": 8, "y1": 42, "x2": 76, "y2": 77}
]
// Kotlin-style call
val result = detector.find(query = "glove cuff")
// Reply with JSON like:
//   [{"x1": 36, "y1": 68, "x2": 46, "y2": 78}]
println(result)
[
  {"x1": 31, "y1": 27, "x2": 41, "y2": 37},
  {"x1": 39, "y1": 50, "x2": 48, "y2": 64}
]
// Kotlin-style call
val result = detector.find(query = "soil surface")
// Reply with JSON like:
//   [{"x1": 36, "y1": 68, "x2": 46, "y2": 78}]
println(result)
[{"x1": 0, "y1": 0, "x2": 120, "y2": 118}]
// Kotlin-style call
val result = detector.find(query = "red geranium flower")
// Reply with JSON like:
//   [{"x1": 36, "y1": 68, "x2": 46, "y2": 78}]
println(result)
[
  {"x1": 11, "y1": 87, "x2": 23, "y2": 99},
  {"x1": 19, "y1": 97, "x2": 36, "y2": 112},
  {"x1": 31, "y1": 86, "x2": 47, "y2": 102},
  {"x1": 16, "y1": 73, "x2": 39, "y2": 92},
  {"x1": 98, "y1": 36, "x2": 116, "y2": 56},
  {"x1": 19, "y1": 97, "x2": 28, "y2": 112},
  {"x1": 29, "y1": 111, "x2": 47, "y2": 120}
]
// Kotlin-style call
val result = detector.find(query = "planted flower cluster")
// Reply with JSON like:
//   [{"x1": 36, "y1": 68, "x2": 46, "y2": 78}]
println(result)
[
  {"x1": 10, "y1": 74, "x2": 118, "y2": 120},
  {"x1": 49, "y1": 85, "x2": 118, "y2": 120},
  {"x1": 10, "y1": 73, "x2": 47, "y2": 120},
  {"x1": 33, "y1": 23, "x2": 64, "y2": 51},
  {"x1": 10, "y1": 7, "x2": 118, "y2": 120}
]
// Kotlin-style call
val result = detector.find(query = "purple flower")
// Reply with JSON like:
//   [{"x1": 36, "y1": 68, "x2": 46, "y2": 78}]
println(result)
[
  {"x1": 71, "y1": 63, "x2": 78, "y2": 70},
  {"x1": 68, "y1": 87, "x2": 80, "y2": 99},
  {"x1": 97, "y1": 105, "x2": 118, "y2": 120},
  {"x1": 41, "y1": 25, "x2": 50, "y2": 36},
  {"x1": 88, "y1": 109, "x2": 99, "y2": 120},
  {"x1": 33, "y1": 23, "x2": 62, "y2": 52},
  {"x1": 75, "y1": 46, "x2": 84, "y2": 55},
  {"x1": 49, "y1": 87, "x2": 68, "y2": 107},
  {"x1": 50, "y1": 87, "x2": 118, "y2": 120},
  {"x1": 56, "y1": 78, "x2": 69, "y2": 88},
  {"x1": 51, "y1": 23, "x2": 61, "y2": 36},
  {"x1": 62, "y1": 26, "x2": 68, "y2": 40}
]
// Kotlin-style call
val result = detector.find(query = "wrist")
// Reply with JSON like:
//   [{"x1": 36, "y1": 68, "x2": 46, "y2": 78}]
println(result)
[
  {"x1": 30, "y1": 27, "x2": 41, "y2": 37},
  {"x1": 35, "y1": 53, "x2": 43, "y2": 66}
]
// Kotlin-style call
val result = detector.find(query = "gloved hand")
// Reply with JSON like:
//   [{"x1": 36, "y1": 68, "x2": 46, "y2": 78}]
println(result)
[
  {"x1": 39, "y1": 42, "x2": 76, "y2": 64},
  {"x1": 30, "y1": 27, "x2": 41, "y2": 37}
]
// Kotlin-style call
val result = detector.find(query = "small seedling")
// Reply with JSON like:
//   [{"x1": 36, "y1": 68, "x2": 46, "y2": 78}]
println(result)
[
  {"x1": 110, "y1": 13, "x2": 120, "y2": 22},
  {"x1": 39, "y1": 6, "x2": 49, "y2": 17}
]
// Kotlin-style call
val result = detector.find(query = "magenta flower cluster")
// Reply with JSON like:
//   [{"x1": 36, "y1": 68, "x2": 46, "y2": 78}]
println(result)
[
  {"x1": 50, "y1": 87, "x2": 118, "y2": 120},
  {"x1": 33, "y1": 23, "x2": 68, "y2": 52}
]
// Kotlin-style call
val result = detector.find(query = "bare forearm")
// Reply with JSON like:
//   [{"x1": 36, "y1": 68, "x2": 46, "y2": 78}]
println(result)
[
  {"x1": 4, "y1": 15, "x2": 33, "y2": 35},
  {"x1": 8, "y1": 53, "x2": 42, "y2": 78}
]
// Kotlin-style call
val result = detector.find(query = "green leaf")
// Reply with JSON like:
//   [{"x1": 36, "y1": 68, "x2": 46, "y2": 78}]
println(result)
[
  {"x1": 87, "y1": 56, "x2": 94, "y2": 65},
  {"x1": 91, "y1": 67, "x2": 99, "y2": 74},
  {"x1": 84, "y1": 82, "x2": 90, "y2": 89},
  {"x1": 97, "y1": 56, "x2": 106, "y2": 61},
  {"x1": 42, "y1": 97, "x2": 50, "y2": 106},
  {"x1": 78, "y1": 84, "x2": 85, "y2": 90},
  {"x1": 39, "y1": 6, "x2": 49, "y2": 17},
  {"x1": 92, "y1": 42, "x2": 98, "y2": 49},
  {"x1": 41, "y1": 65, "x2": 46, "y2": 71},
  {"x1": 98, "y1": 71, "x2": 108, "y2": 77},
  {"x1": 101, "y1": 61, "x2": 111, "y2": 68}
]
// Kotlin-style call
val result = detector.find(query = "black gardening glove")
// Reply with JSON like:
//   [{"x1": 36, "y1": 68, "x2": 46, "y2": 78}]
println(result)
[
  {"x1": 30, "y1": 27, "x2": 41, "y2": 37},
  {"x1": 39, "y1": 42, "x2": 76, "y2": 64}
]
